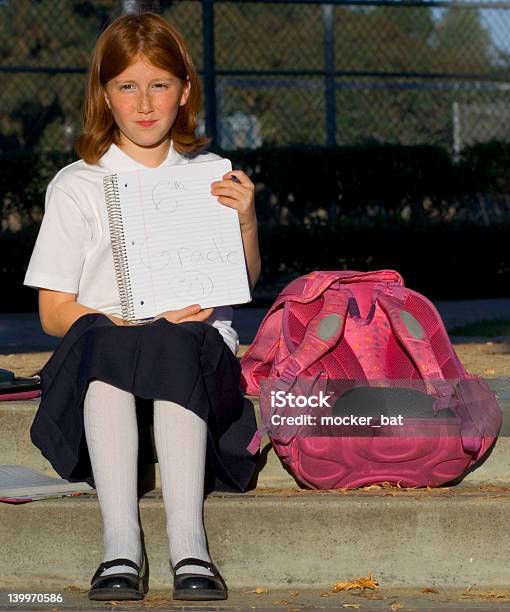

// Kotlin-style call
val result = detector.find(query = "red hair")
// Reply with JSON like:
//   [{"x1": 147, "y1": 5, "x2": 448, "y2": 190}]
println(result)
[{"x1": 75, "y1": 12, "x2": 209, "y2": 165}]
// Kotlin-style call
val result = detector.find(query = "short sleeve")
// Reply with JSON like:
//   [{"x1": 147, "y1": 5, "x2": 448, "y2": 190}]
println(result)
[
  {"x1": 23, "y1": 182, "x2": 90, "y2": 293},
  {"x1": 206, "y1": 306, "x2": 240, "y2": 355}
]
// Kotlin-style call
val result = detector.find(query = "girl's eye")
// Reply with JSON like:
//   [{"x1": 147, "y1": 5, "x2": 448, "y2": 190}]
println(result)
[{"x1": 119, "y1": 83, "x2": 168, "y2": 90}]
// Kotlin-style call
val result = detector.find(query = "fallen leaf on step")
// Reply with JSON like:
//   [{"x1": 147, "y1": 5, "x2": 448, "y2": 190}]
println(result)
[
  {"x1": 332, "y1": 572, "x2": 379, "y2": 592},
  {"x1": 342, "y1": 604, "x2": 360, "y2": 609},
  {"x1": 421, "y1": 587, "x2": 439, "y2": 593},
  {"x1": 363, "y1": 484, "x2": 382, "y2": 490},
  {"x1": 320, "y1": 591, "x2": 330, "y2": 597},
  {"x1": 381, "y1": 481, "x2": 401, "y2": 490},
  {"x1": 484, "y1": 368, "x2": 495, "y2": 375},
  {"x1": 290, "y1": 591, "x2": 300, "y2": 596},
  {"x1": 390, "y1": 603, "x2": 404, "y2": 610},
  {"x1": 245, "y1": 587, "x2": 268, "y2": 595},
  {"x1": 63, "y1": 586, "x2": 80, "y2": 592},
  {"x1": 138, "y1": 594, "x2": 172, "y2": 606}
]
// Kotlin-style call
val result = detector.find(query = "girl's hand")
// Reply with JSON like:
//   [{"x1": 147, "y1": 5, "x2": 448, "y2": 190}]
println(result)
[
  {"x1": 211, "y1": 171, "x2": 257, "y2": 232},
  {"x1": 153, "y1": 304, "x2": 213, "y2": 324}
]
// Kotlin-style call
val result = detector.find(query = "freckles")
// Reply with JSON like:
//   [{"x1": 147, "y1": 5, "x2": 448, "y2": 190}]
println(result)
[
  {"x1": 114, "y1": 99, "x2": 135, "y2": 111},
  {"x1": 160, "y1": 97, "x2": 180, "y2": 111}
]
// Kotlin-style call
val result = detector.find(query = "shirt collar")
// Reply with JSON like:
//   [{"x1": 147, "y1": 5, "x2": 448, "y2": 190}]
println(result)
[{"x1": 99, "y1": 139, "x2": 183, "y2": 172}]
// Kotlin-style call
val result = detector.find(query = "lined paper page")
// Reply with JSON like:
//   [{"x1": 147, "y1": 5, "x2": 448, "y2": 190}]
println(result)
[
  {"x1": 0, "y1": 465, "x2": 93, "y2": 498},
  {"x1": 114, "y1": 158, "x2": 251, "y2": 319}
]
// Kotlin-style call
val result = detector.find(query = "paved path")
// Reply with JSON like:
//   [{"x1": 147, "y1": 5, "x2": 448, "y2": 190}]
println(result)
[{"x1": 0, "y1": 298, "x2": 509, "y2": 352}]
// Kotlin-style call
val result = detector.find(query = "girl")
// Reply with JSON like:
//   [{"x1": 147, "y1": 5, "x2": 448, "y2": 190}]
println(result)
[{"x1": 23, "y1": 12, "x2": 261, "y2": 603}]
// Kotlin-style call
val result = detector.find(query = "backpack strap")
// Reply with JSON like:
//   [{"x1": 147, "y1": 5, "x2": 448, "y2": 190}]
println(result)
[
  {"x1": 376, "y1": 292, "x2": 454, "y2": 407},
  {"x1": 246, "y1": 288, "x2": 350, "y2": 454},
  {"x1": 278, "y1": 288, "x2": 350, "y2": 381},
  {"x1": 342, "y1": 287, "x2": 381, "y2": 327},
  {"x1": 376, "y1": 292, "x2": 482, "y2": 455}
]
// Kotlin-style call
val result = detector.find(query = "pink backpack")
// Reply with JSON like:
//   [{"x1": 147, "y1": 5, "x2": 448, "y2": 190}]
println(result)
[{"x1": 240, "y1": 270, "x2": 502, "y2": 489}]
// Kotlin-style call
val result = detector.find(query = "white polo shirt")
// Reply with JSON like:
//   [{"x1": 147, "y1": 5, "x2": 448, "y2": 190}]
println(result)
[{"x1": 23, "y1": 140, "x2": 240, "y2": 355}]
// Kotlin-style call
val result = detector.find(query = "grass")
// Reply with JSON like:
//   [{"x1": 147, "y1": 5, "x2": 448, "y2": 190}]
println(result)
[{"x1": 449, "y1": 319, "x2": 510, "y2": 337}]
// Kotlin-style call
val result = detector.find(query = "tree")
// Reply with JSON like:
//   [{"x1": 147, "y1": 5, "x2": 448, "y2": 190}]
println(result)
[
  {"x1": 0, "y1": 0, "x2": 116, "y2": 155},
  {"x1": 434, "y1": 8, "x2": 492, "y2": 73}
]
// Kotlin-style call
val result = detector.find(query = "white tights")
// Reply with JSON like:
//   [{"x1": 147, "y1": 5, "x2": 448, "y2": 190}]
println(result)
[{"x1": 83, "y1": 379, "x2": 214, "y2": 577}]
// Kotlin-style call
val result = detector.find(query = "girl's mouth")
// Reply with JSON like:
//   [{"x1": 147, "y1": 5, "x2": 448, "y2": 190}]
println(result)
[{"x1": 136, "y1": 120, "x2": 157, "y2": 127}]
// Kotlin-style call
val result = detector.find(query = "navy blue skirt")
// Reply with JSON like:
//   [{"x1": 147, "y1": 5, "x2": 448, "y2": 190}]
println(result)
[{"x1": 30, "y1": 313, "x2": 259, "y2": 494}]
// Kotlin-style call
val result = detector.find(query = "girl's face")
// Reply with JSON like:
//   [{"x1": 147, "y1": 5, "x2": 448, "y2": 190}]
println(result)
[{"x1": 104, "y1": 56, "x2": 190, "y2": 152}]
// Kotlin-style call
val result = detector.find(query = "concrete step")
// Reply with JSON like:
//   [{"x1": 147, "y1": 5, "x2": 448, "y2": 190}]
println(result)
[
  {"x1": 2, "y1": 375, "x2": 510, "y2": 488},
  {"x1": 2, "y1": 586, "x2": 510, "y2": 611},
  {"x1": 1, "y1": 488, "x2": 510, "y2": 590}
]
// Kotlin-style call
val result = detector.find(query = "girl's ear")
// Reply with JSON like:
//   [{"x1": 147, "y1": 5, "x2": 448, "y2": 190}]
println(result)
[{"x1": 179, "y1": 78, "x2": 191, "y2": 106}]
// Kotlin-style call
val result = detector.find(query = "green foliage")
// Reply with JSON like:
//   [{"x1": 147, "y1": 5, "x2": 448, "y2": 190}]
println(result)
[
  {"x1": 434, "y1": 8, "x2": 492, "y2": 73},
  {"x1": 0, "y1": 0, "x2": 119, "y2": 155},
  {"x1": 218, "y1": 142, "x2": 510, "y2": 223},
  {"x1": 458, "y1": 141, "x2": 510, "y2": 193},
  {"x1": 255, "y1": 220, "x2": 510, "y2": 301},
  {"x1": 0, "y1": 222, "x2": 40, "y2": 312}
]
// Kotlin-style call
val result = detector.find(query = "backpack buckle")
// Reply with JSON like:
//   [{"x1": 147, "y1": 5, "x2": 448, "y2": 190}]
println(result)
[
  {"x1": 278, "y1": 370, "x2": 296, "y2": 385},
  {"x1": 432, "y1": 381, "x2": 455, "y2": 413},
  {"x1": 277, "y1": 360, "x2": 300, "y2": 385}
]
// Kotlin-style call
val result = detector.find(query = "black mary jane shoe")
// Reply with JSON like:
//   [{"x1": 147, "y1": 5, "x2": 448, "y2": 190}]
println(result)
[
  {"x1": 172, "y1": 557, "x2": 228, "y2": 601},
  {"x1": 88, "y1": 553, "x2": 148, "y2": 601}
]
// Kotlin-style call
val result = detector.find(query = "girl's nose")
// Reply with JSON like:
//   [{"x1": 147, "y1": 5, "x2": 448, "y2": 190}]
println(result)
[{"x1": 137, "y1": 91, "x2": 154, "y2": 113}]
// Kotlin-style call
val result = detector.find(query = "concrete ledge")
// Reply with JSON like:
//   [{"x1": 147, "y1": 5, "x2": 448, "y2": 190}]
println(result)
[
  {"x1": 0, "y1": 398, "x2": 298, "y2": 489},
  {"x1": 1, "y1": 490, "x2": 510, "y2": 589}
]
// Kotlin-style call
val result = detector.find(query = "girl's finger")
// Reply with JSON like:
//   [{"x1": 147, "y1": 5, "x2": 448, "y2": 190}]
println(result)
[
  {"x1": 222, "y1": 171, "x2": 247, "y2": 184},
  {"x1": 212, "y1": 185, "x2": 244, "y2": 199},
  {"x1": 174, "y1": 304, "x2": 201, "y2": 317},
  {"x1": 180, "y1": 308, "x2": 213, "y2": 323}
]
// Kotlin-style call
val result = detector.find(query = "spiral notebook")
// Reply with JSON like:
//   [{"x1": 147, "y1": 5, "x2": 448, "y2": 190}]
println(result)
[{"x1": 103, "y1": 158, "x2": 251, "y2": 322}]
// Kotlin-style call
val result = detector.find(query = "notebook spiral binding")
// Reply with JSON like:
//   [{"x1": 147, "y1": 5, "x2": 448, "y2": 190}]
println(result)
[{"x1": 103, "y1": 174, "x2": 136, "y2": 322}]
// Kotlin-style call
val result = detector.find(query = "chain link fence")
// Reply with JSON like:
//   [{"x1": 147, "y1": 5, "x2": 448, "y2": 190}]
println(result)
[{"x1": 1, "y1": 0, "x2": 510, "y2": 155}]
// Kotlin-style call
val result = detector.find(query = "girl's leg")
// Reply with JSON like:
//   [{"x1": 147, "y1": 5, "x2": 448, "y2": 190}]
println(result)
[
  {"x1": 83, "y1": 379, "x2": 142, "y2": 577},
  {"x1": 153, "y1": 399, "x2": 214, "y2": 577}
]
